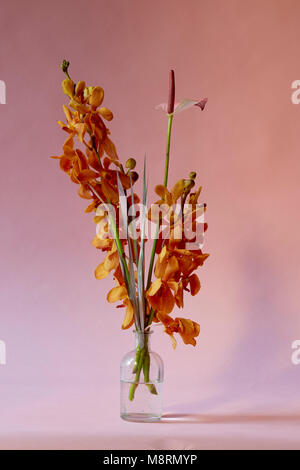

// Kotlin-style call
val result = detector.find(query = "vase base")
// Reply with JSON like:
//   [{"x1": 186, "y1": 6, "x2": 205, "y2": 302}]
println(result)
[{"x1": 121, "y1": 413, "x2": 161, "y2": 423}]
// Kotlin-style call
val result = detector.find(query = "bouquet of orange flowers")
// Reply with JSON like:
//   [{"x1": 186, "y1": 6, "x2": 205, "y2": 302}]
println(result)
[{"x1": 52, "y1": 61, "x2": 209, "y2": 402}]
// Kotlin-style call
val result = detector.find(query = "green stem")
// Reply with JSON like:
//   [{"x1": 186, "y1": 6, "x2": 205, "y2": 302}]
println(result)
[
  {"x1": 128, "y1": 334, "x2": 158, "y2": 400},
  {"x1": 128, "y1": 346, "x2": 145, "y2": 401},
  {"x1": 146, "y1": 307, "x2": 155, "y2": 327},
  {"x1": 146, "y1": 113, "x2": 174, "y2": 292}
]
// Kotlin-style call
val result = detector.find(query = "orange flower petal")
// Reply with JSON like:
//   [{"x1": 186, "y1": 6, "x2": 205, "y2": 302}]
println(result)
[
  {"x1": 75, "y1": 80, "x2": 86, "y2": 97},
  {"x1": 78, "y1": 184, "x2": 93, "y2": 199},
  {"x1": 171, "y1": 179, "x2": 185, "y2": 202},
  {"x1": 107, "y1": 285, "x2": 127, "y2": 303},
  {"x1": 75, "y1": 149, "x2": 89, "y2": 170},
  {"x1": 176, "y1": 318, "x2": 200, "y2": 346},
  {"x1": 95, "y1": 262, "x2": 109, "y2": 280},
  {"x1": 92, "y1": 235, "x2": 112, "y2": 250},
  {"x1": 147, "y1": 279, "x2": 162, "y2": 296},
  {"x1": 101, "y1": 180, "x2": 118, "y2": 203},
  {"x1": 99, "y1": 107, "x2": 113, "y2": 121},
  {"x1": 62, "y1": 105, "x2": 73, "y2": 123},
  {"x1": 189, "y1": 273, "x2": 201, "y2": 296},
  {"x1": 85, "y1": 200, "x2": 98, "y2": 213},
  {"x1": 103, "y1": 137, "x2": 118, "y2": 161},
  {"x1": 89, "y1": 86, "x2": 104, "y2": 108},
  {"x1": 163, "y1": 255, "x2": 179, "y2": 282},
  {"x1": 121, "y1": 299, "x2": 135, "y2": 329},
  {"x1": 104, "y1": 250, "x2": 119, "y2": 272},
  {"x1": 155, "y1": 185, "x2": 173, "y2": 205},
  {"x1": 77, "y1": 169, "x2": 99, "y2": 183},
  {"x1": 59, "y1": 155, "x2": 73, "y2": 172}
]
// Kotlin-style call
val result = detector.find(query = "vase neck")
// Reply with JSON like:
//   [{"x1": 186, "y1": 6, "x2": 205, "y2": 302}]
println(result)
[{"x1": 134, "y1": 330, "x2": 152, "y2": 349}]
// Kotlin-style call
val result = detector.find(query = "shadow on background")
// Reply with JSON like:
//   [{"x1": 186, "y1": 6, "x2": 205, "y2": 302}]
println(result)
[{"x1": 161, "y1": 413, "x2": 300, "y2": 424}]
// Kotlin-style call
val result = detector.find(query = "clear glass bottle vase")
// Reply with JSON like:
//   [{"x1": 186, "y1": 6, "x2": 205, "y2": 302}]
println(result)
[{"x1": 120, "y1": 330, "x2": 164, "y2": 422}]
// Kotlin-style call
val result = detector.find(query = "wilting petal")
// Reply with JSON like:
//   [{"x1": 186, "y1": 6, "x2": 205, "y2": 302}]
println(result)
[
  {"x1": 107, "y1": 285, "x2": 127, "y2": 303},
  {"x1": 95, "y1": 262, "x2": 109, "y2": 280}
]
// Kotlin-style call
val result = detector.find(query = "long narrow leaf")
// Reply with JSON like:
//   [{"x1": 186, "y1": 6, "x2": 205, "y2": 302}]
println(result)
[
  {"x1": 129, "y1": 173, "x2": 139, "y2": 266},
  {"x1": 117, "y1": 175, "x2": 140, "y2": 330},
  {"x1": 137, "y1": 156, "x2": 147, "y2": 334}
]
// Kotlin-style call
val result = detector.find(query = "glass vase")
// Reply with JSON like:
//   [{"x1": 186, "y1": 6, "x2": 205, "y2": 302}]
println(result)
[{"x1": 120, "y1": 330, "x2": 164, "y2": 422}]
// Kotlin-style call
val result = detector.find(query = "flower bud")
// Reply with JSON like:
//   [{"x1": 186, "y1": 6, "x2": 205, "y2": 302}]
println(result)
[
  {"x1": 189, "y1": 171, "x2": 196, "y2": 180},
  {"x1": 61, "y1": 59, "x2": 70, "y2": 75},
  {"x1": 131, "y1": 171, "x2": 139, "y2": 182},
  {"x1": 125, "y1": 158, "x2": 136, "y2": 170}
]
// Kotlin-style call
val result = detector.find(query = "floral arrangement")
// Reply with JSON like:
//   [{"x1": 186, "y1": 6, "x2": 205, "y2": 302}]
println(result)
[{"x1": 52, "y1": 61, "x2": 209, "y2": 400}]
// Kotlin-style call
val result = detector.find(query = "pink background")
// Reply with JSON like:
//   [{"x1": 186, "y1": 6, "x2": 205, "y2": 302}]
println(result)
[{"x1": 1, "y1": 0, "x2": 300, "y2": 449}]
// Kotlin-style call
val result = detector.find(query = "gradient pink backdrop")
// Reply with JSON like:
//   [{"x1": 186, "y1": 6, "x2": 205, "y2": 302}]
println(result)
[{"x1": 0, "y1": 0, "x2": 300, "y2": 449}]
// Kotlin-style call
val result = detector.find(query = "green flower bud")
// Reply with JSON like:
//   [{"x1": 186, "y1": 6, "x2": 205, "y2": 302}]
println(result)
[
  {"x1": 189, "y1": 171, "x2": 196, "y2": 180},
  {"x1": 126, "y1": 158, "x2": 136, "y2": 170},
  {"x1": 61, "y1": 59, "x2": 70, "y2": 76}
]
